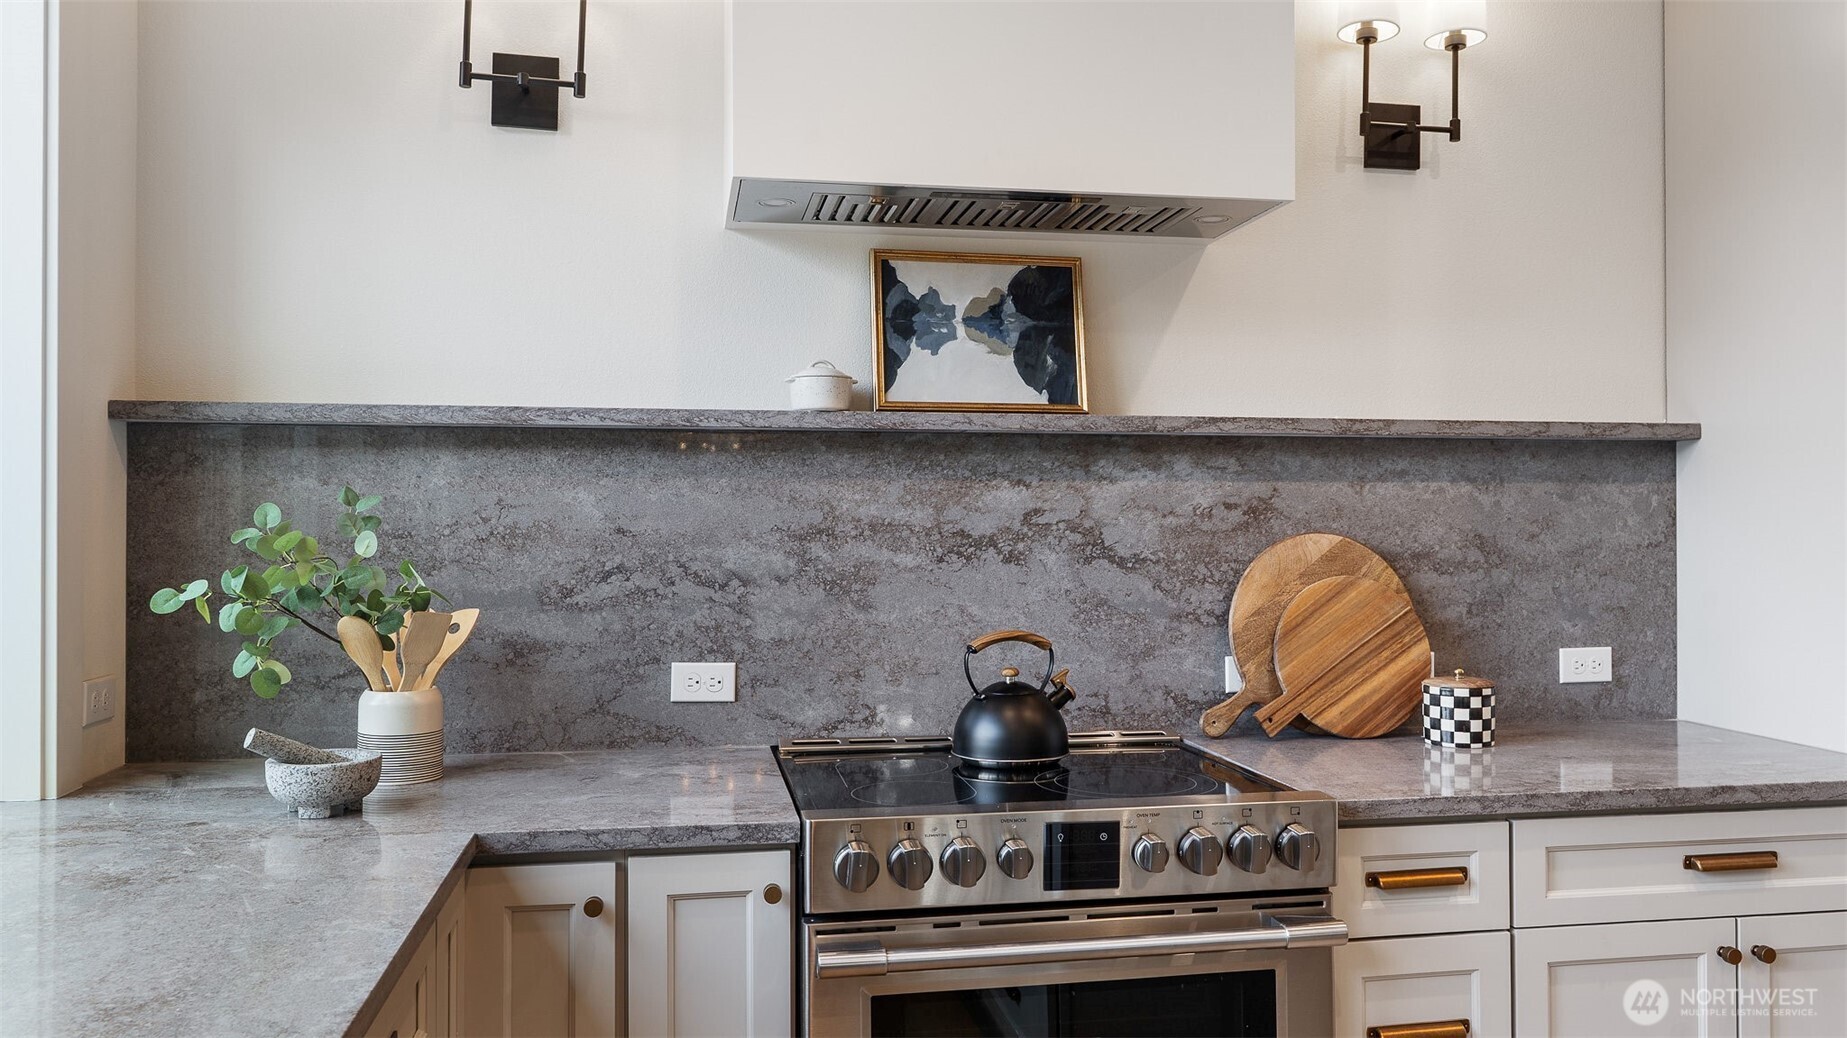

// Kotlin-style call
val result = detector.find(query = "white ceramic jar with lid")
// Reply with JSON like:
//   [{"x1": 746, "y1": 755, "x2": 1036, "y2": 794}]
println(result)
[{"x1": 785, "y1": 360, "x2": 857, "y2": 411}]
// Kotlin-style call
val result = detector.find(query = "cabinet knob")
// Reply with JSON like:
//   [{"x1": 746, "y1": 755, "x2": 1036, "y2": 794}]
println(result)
[
  {"x1": 1717, "y1": 945, "x2": 1743, "y2": 965},
  {"x1": 582, "y1": 896, "x2": 604, "y2": 918},
  {"x1": 1751, "y1": 944, "x2": 1777, "y2": 963},
  {"x1": 763, "y1": 883, "x2": 783, "y2": 905}
]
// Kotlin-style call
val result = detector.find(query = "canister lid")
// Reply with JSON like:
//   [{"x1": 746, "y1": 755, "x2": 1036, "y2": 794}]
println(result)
[
  {"x1": 1423, "y1": 668, "x2": 1495, "y2": 690},
  {"x1": 786, "y1": 360, "x2": 858, "y2": 384}
]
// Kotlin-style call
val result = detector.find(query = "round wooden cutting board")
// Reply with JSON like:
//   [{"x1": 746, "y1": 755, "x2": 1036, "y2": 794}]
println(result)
[
  {"x1": 1256, "y1": 575, "x2": 1430, "y2": 739},
  {"x1": 1199, "y1": 533, "x2": 1410, "y2": 737}
]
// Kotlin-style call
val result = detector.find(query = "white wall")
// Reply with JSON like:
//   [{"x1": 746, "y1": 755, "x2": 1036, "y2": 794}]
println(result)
[
  {"x1": 59, "y1": 0, "x2": 138, "y2": 782},
  {"x1": 136, "y1": 0, "x2": 1666, "y2": 421},
  {"x1": 1668, "y1": 0, "x2": 1847, "y2": 752}
]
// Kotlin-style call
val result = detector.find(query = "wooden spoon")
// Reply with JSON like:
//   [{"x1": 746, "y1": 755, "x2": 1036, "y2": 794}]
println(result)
[
  {"x1": 336, "y1": 615, "x2": 387, "y2": 692},
  {"x1": 398, "y1": 609, "x2": 452, "y2": 691},
  {"x1": 380, "y1": 628, "x2": 403, "y2": 693},
  {"x1": 419, "y1": 608, "x2": 479, "y2": 690}
]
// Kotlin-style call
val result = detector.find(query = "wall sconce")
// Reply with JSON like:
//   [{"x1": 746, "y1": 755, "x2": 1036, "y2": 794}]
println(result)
[
  {"x1": 1338, "y1": 1, "x2": 1488, "y2": 170},
  {"x1": 457, "y1": 0, "x2": 588, "y2": 131}
]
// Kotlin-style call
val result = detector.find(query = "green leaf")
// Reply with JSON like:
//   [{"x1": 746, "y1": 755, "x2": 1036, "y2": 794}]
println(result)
[
  {"x1": 221, "y1": 567, "x2": 247, "y2": 596},
  {"x1": 298, "y1": 535, "x2": 319, "y2": 559},
  {"x1": 360, "y1": 514, "x2": 382, "y2": 533},
  {"x1": 273, "y1": 530, "x2": 304, "y2": 553},
  {"x1": 263, "y1": 658, "x2": 291, "y2": 683},
  {"x1": 253, "y1": 502, "x2": 282, "y2": 530},
  {"x1": 250, "y1": 666, "x2": 282, "y2": 698},
  {"x1": 258, "y1": 614, "x2": 292, "y2": 641},
  {"x1": 427, "y1": 587, "x2": 451, "y2": 605},
  {"x1": 365, "y1": 588, "x2": 387, "y2": 613},
  {"x1": 339, "y1": 485, "x2": 360, "y2": 508},
  {"x1": 270, "y1": 566, "x2": 298, "y2": 591},
  {"x1": 234, "y1": 606, "x2": 265, "y2": 636},
  {"x1": 410, "y1": 588, "x2": 433, "y2": 611},
  {"x1": 218, "y1": 601, "x2": 243, "y2": 633},
  {"x1": 194, "y1": 595, "x2": 212, "y2": 622},
  {"x1": 374, "y1": 609, "x2": 404, "y2": 636},
  {"x1": 239, "y1": 570, "x2": 270, "y2": 600},
  {"x1": 398, "y1": 560, "x2": 422, "y2": 587},
  {"x1": 295, "y1": 561, "x2": 316, "y2": 585},
  {"x1": 181, "y1": 578, "x2": 209, "y2": 601},
  {"x1": 287, "y1": 585, "x2": 323, "y2": 612},
  {"x1": 354, "y1": 494, "x2": 382, "y2": 513},
  {"x1": 336, "y1": 513, "x2": 358, "y2": 539},
  {"x1": 230, "y1": 528, "x2": 263, "y2": 546},
  {"x1": 240, "y1": 640, "x2": 271, "y2": 660},
  {"x1": 149, "y1": 588, "x2": 184, "y2": 614},
  {"x1": 250, "y1": 535, "x2": 282, "y2": 562},
  {"x1": 353, "y1": 529, "x2": 378, "y2": 558},
  {"x1": 232, "y1": 649, "x2": 258, "y2": 678}
]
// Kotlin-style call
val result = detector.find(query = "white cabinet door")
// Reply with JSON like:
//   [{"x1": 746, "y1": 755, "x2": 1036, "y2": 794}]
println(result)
[
  {"x1": 1335, "y1": 821, "x2": 1512, "y2": 938},
  {"x1": 366, "y1": 929, "x2": 435, "y2": 1038},
  {"x1": 463, "y1": 861, "x2": 619, "y2": 1038},
  {"x1": 1516, "y1": 918, "x2": 1738, "y2": 1037},
  {"x1": 1333, "y1": 931, "x2": 1511, "y2": 1038},
  {"x1": 628, "y1": 850, "x2": 792, "y2": 1038},
  {"x1": 1736, "y1": 912, "x2": 1847, "y2": 1038},
  {"x1": 432, "y1": 878, "x2": 466, "y2": 1038}
]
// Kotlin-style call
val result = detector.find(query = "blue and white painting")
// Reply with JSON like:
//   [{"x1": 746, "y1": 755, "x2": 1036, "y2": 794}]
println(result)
[{"x1": 876, "y1": 252, "x2": 1084, "y2": 411}]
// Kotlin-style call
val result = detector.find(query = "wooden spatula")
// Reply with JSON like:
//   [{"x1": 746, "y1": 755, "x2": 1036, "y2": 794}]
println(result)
[
  {"x1": 380, "y1": 628, "x2": 403, "y2": 693},
  {"x1": 336, "y1": 615, "x2": 388, "y2": 692},
  {"x1": 398, "y1": 609, "x2": 452, "y2": 691},
  {"x1": 419, "y1": 608, "x2": 479, "y2": 690}
]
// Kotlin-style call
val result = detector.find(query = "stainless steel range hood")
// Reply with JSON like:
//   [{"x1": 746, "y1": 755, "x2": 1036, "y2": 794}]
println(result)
[{"x1": 725, "y1": 1, "x2": 1296, "y2": 244}]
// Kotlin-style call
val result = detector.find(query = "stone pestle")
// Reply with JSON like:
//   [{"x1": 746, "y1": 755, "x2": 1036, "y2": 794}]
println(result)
[{"x1": 244, "y1": 728, "x2": 347, "y2": 766}]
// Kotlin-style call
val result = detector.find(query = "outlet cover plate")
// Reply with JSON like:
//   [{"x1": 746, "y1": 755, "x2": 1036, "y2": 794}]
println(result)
[
  {"x1": 670, "y1": 662, "x2": 737, "y2": 703},
  {"x1": 82, "y1": 676, "x2": 117, "y2": 726},
  {"x1": 1559, "y1": 647, "x2": 1612, "y2": 684}
]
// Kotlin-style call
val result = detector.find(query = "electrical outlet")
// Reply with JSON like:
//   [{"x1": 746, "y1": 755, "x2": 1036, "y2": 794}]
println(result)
[
  {"x1": 670, "y1": 662, "x2": 737, "y2": 703},
  {"x1": 1558, "y1": 647, "x2": 1612, "y2": 684},
  {"x1": 82, "y1": 676, "x2": 117, "y2": 726}
]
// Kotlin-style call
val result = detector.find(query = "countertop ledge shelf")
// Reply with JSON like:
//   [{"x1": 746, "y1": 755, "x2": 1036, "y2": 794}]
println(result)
[{"x1": 107, "y1": 400, "x2": 1702, "y2": 442}]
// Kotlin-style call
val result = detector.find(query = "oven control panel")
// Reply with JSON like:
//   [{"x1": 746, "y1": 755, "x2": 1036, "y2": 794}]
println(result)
[{"x1": 802, "y1": 794, "x2": 1338, "y2": 916}]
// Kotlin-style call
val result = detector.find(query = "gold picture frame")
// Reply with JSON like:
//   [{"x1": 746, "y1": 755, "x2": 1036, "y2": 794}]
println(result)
[{"x1": 871, "y1": 249, "x2": 1088, "y2": 414}]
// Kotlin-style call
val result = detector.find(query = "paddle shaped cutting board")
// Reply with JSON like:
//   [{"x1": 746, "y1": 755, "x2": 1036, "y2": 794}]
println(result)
[
  {"x1": 1199, "y1": 533, "x2": 1410, "y2": 737},
  {"x1": 1256, "y1": 575, "x2": 1430, "y2": 738}
]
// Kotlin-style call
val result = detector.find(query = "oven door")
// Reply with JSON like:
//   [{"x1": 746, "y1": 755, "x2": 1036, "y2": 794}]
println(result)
[{"x1": 806, "y1": 901, "x2": 1345, "y2": 1037}]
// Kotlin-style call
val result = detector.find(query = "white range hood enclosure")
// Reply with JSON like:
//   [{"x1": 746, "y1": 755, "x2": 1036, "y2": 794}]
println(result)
[{"x1": 725, "y1": 0, "x2": 1295, "y2": 242}]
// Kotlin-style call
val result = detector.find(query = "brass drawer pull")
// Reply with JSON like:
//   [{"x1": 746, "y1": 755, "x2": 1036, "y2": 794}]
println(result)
[
  {"x1": 582, "y1": 896, "x2": 604, "y2": 918},
  {"x1": 1365, "y1": 866, "x2": 1470, "y2": 891},
  {"x1": 1684, "y1": 851, "x2": 1779, "y2": 872},
  {"x1": 764, "y1": 883, "x2": 784, "y2": 905},
  {"x1": 1369, "y1": 1020, "x2": 1471, "y2": 1038},
  {"x1": 1718, "y1": 945, "x2": 1743, "y2": 965},
  {"x1": 1752, "y1": 945, "x2": 1778, "y2": 963}
]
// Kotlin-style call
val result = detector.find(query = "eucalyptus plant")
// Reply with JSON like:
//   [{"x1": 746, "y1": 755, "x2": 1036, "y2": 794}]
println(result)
[{"x1": 148, "y1": 486, "x2": 446, "y2": 698}]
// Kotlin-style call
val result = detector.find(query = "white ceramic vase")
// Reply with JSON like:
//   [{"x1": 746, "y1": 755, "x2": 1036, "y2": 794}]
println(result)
[{"x1": 357, "y1": 687, "x2": 445, "y2": 785}]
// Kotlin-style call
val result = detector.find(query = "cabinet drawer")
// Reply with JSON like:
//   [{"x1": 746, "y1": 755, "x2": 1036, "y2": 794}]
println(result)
[
  {"x1": 1513, "y1": 807, "x2": 1847, "y2": 927},
  {"x1": 1334, "y1": 821, "x2": 1511, "y2": 938},
  {"x1": 1334, "y1": 931, "x2": 1511, "y2": 1038}
]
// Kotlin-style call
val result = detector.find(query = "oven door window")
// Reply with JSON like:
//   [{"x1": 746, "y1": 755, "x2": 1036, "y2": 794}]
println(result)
[{"x1": 867, "y1": 969, "x2": 1279, "y2": 1037}]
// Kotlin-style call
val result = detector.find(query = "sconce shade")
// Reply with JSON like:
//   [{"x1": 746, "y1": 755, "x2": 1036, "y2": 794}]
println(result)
[
  {"x1": 1337, "y1": 0, "x2": 1403, "y2": 43},
  {"x1": 1422, "y1": 0, "x2": 1488, "y2": 48}
]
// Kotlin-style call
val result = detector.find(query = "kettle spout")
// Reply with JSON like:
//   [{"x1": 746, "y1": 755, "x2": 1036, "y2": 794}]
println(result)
[{"x1": 1045, "y1": 668, "x2": 1076, "y2": 711}]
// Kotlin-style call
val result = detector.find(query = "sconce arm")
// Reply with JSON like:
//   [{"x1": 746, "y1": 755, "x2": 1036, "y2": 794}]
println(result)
[{"x1": 458, "y1": 0, "x2": 589, "y2": 99}]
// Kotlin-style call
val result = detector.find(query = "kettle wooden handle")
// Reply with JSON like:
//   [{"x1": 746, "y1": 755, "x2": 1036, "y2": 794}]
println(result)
[{"x1": 967, "y1": 630, "x2": 1053, "y2": 654}]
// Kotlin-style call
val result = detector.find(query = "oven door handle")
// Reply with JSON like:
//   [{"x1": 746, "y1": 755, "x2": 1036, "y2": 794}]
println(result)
[{"x1": 813, "y1": 914, "x2": 1348, "y2": 979}]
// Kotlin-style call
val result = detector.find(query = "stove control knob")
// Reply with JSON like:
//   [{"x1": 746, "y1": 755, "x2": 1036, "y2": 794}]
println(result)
[
  {"x1": 1132, "y1": 833, "x2": 1170, "y2": 873},
  {"x1": 888, "y1": 838, "x2": 934, "y2": 890},
  {"x1": 996, "y1": 837, "x2": 1034, "y2": 880},
  {"x1": 1178, "y1": 826, "x2": 1223, "y2": 876},
  {"x1": 832, "y1": 839, "x2": 879, "y2": 893},
  {"x1": 940, "y1": 836, "x2": 987, "y2": 887},
  {"x1": 1229, "y1": 824, "x2": 1273, "y2": 874},
  {"x1": 1276, "y1": 823, "x2": 1320, "y2": 873}
]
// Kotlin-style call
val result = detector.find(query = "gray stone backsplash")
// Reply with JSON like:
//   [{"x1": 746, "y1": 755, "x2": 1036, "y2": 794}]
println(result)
[{"x1": 125, "y1": 424, "x2": 1676, "y2": 760}]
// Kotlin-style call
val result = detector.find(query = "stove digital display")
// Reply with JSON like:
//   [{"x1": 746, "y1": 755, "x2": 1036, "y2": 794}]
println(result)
[{"x1": 1042, "y1": 821, "x2": 1121, "y2": 891}]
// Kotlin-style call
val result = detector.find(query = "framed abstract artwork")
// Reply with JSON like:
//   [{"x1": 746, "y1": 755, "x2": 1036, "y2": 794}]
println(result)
[{"x1": 872, "y1": 250, "x2": 1087, "y2": 413}]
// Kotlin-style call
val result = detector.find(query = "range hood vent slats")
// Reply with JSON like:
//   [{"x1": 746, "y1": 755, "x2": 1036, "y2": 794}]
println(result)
[{"x1": 734, "y1": 182, "x2": 1281, "y2": 240}]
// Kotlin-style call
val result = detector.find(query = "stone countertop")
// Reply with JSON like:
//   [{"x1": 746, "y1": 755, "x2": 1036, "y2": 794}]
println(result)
[
  {"x1": 1188, "y1": 719, "x2": 1847, "y2": 823},
  {"x1": 0, "y1": 746, "x2": 799, "y2": 1038}
]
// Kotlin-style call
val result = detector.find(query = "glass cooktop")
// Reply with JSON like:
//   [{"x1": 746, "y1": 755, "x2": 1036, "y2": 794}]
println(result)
[{"x1": 775, "y1": 741, "x2": 1283, "y2": 814}]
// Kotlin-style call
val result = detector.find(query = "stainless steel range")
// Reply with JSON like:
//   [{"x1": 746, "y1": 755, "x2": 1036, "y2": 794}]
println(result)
[{"x1": 774, "y1": 730, "x2": 1347, "y2": 1036}]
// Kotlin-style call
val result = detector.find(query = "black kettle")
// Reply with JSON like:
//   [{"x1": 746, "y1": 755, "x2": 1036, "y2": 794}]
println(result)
[{"x1": 951, "y1": 630, "x2": 1077, "y2": 770}]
